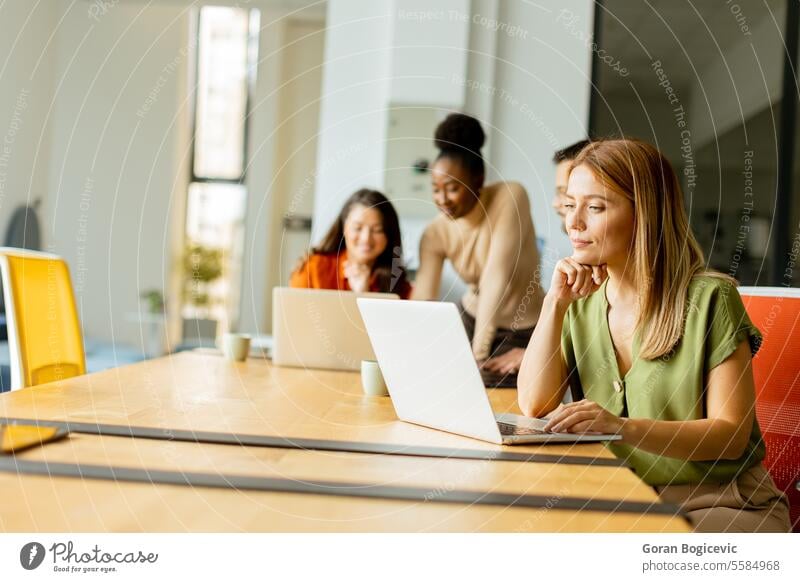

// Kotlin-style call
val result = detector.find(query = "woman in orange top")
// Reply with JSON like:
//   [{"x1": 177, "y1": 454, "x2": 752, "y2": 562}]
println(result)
[{"x1": 290, "y1": 189, "x2": 412, "y2": 298}]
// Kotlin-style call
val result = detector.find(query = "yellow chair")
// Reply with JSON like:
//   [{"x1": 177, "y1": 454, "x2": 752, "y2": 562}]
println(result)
[{"x1": 0, "y1": 247, "x2": 85, "y2": 390}]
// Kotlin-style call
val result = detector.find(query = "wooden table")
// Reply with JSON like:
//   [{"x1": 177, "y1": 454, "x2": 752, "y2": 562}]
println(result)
[{"x1": 0, "y1": 352, "x2": 689, "y2": 532}]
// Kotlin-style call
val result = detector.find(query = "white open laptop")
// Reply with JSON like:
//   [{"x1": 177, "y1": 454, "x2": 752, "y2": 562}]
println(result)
[
  {"x1": 357, "y1": 298, "x2": 622, "y2": 445},
  {"x1": 272, "y1": 288, "x2": 398, "y2": 371}
]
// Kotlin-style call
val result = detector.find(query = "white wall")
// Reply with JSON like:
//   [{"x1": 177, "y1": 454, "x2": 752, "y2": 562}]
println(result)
[
  {"x1": 261, "y1": 18, "x2": 326, "y2": 332},
  {"x1": 311, "y1": 0, "x2": 394, "y2": 243},
  {"x1": 462, "y1": 0, "x2": 499, "y2": 147},
  {"x1": 384, "y1": 105, "x2": 443, "y2": 219},
  {"x1": 42, "y1": 1, "x2": 192, "y2": 348},
  {"x1": 488, "y1": 0, "x2": 594, "y2": 283},
  {"x1": 0, "y1": 2, "x2": 58, "y2": 239},
  {"x1": 237, "y1": 7, "x2": 288, "y2": 337},
  {"x1": 389, "y1": 0, "x2": 470, "y2": 107}
]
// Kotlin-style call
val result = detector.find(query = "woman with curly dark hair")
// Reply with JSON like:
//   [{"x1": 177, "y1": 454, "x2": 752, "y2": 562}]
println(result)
[
  {"x1": 413, "y1": 113, "x2": 544, "y2": 378},
  {"x1": 290, "y1": 188, "x2": 412, "y2": 298}
]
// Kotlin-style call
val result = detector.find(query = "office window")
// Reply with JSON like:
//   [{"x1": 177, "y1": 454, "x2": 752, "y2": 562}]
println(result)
[
  {"x1": 590, "y1": 0, "x2": 792, "y2": 286},
  {"x1": 183, "y1": 6, "x2": 259, "y2": 333}
]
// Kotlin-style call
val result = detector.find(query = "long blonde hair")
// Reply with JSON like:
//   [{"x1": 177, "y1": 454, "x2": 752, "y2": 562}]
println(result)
[{"x1": 572, "y1": 138, "x2": 732, "y2": 360}]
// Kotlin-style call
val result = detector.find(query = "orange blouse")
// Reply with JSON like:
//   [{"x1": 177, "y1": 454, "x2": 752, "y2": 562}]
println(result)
[{"x1": 289, "y1": 251, "x2": 411, "y2": 299}]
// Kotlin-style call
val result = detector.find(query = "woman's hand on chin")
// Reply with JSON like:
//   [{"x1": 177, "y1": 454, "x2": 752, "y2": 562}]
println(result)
[
  {"x1": 547, "y1": 258, "x2": 607, "y2": 307},
  {"x1": 343, "y1": 260, "x2": 371, "y2": 293}
]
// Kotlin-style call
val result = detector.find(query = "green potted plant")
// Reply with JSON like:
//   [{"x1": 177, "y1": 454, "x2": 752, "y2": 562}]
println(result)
[
  {"x1": 182, "y1": 242, "x2": 224, "y2": 343},
  {"x1": 140, "y1": 289, "x2": 165, "y2": 314},
  {"x1": 138, "y1": 289, "x2": 166, "y2": 357}
]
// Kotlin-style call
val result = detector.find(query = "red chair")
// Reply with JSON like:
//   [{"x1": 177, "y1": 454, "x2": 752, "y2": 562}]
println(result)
[{"x1": 739, "y1": 287, "x2": 800, "y2": 531}]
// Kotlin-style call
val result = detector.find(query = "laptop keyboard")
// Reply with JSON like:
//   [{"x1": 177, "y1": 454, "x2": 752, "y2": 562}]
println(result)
[{"x1": 497, "y1": 421, "x2": 546, "y2": 436}]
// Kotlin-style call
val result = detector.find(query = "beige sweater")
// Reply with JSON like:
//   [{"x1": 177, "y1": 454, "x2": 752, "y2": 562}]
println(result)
[{"x1": 412, "y1": 181, "x2": 544, "y2": 359}]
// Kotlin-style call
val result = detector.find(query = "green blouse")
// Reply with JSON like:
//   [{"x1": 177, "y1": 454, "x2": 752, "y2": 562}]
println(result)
[{"x1": 561, "y1": 275, "x2": 765, "y2": 486}]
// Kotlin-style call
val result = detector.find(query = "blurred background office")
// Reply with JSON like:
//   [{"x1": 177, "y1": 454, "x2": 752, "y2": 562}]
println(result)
[{"x1": 0, "y1": 0, "x2": 798, "y2": 374}]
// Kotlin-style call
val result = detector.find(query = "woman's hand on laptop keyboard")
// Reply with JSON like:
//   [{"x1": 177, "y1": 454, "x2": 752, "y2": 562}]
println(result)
[{"x1": 543, "y1": 399, "x2": 624, "y2": 435}]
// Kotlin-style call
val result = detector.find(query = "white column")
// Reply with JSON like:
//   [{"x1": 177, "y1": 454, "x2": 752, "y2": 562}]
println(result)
[
  {"x1": 310, "y1": 0, "x2": 395, "y2": 243},
  {"x1": 238, "y1": 9, "x2": 287, "y2": 335}
]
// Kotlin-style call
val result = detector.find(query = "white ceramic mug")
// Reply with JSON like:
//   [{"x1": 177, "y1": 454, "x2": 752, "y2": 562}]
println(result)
[
  {"x1": 223, "y1": 333, "x2": 251, "y2": 362},
  {"x1": 360, "y1": 360, "x2": 388, "y2": 396}
]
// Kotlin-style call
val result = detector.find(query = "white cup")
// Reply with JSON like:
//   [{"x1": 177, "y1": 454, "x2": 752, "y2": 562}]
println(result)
[
  {"x1": 223, "y1": 333, "x2": 251, "y2": 362},
  {"x1": 361, "y1": 360, "x2": 388, "y2": 396}
]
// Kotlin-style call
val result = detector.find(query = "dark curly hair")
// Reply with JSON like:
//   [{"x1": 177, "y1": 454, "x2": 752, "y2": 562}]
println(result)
[
  {"x1": 434, "y1": 113, "x2": 486, "y2": 180},
  {"x1": 313, "y1": 189, "x2": 409, "y2": 294}
]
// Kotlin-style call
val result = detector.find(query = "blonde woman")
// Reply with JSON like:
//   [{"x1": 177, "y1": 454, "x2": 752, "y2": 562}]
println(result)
[{"x1": 518, "y1": 138, "x2": 791, "y2": 532}]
